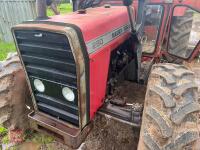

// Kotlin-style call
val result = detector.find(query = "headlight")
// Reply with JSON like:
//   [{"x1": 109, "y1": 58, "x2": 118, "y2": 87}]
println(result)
[
  {"x1": 34, "y1": 79, "x2": 45, "y2": 92},
  {"x1": 62, "y1": 87, "x2": 75, "y2": 102}
]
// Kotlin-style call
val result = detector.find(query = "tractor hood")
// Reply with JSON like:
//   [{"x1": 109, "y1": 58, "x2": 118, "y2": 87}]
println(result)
[{"x1": 14, "y1": 6, "x2": 132, "y2": 55}]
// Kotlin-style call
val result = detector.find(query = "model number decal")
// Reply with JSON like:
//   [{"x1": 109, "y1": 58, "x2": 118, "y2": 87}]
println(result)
[
  {"x1": 92, "y1": 39, "x2": 104, "y2": 49},
  {"x1": 112, "y1": 28, "x2": 123, "y2": 38},
  {"x1": 87, "y1": 24, "x2": 131, "y2": 54}
]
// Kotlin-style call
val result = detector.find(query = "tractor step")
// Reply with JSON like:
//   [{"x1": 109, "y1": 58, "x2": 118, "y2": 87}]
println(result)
[
  {"x1": 98, "y1": 102, "x2": 142, "y2": 127},
  {"x1": 98, "y1": 81, "x2": 145, "y2": 128},
  {"x1": 28, "y1": 111, "x2": 93, "y2": 149}
]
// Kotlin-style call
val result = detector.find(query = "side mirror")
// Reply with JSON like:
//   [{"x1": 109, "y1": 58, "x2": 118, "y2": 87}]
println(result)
[{"x1": 123, "y1": 0, "x2": 133, "y2": 6}]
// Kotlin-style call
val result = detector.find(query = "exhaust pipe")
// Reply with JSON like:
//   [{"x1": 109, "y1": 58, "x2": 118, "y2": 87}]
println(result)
[
  {"x1": 123, "y1": 0, "x2": 146, "y2": 32},
  {"x1": 123, "y1": 0, "x2": 135, "y2": 33},
  {"x1": 136, "y1": 0, "x2": 145, "y2": 25},
  {"x1": 36, "y1": 0, "x2": 48, "y2": 20}
]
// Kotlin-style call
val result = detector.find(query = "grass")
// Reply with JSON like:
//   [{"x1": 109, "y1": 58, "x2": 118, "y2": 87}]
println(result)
[
  {"x1": 0, "y1": 41, "x2": 16, "y2": 61},
  {"x1": 47, "y1": 3, "x2": 72, "y2": 16},
  {"x1": 24, "y1": 130, "x2": 54, "y2": 145},
  {"x1": 0, "y1": 128, "x2": 54, "y2": 149},
  {"x1": 2, "y1": 135, "x2": 9, "y2": 144},
  {"x1": 31, "y1": 133, "x2": 54, "y2": 144},
  {"x1": 0, "y1": 125, "x2": 8, "y2": 145},
  {"x1": 0, "y1": 126, "x2": 8, "y2": 136}
]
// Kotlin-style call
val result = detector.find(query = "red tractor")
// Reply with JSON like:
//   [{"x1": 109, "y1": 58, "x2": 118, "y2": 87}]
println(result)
[{"x1": 1, "y1": 0, "x2": 200, "y2": 149}]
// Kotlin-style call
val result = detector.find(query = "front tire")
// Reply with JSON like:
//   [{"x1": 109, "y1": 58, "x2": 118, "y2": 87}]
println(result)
[
  {"x1": 138, "y1": 63, "x2": 200, "y2": 150},
  {"x1": 0, "y1": 53, "x2": 31, "y2": 130}
]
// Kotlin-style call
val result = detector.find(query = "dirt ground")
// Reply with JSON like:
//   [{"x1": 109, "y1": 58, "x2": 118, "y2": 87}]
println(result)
[{"x1": 6, "y1": 82, "x2": 146, "y2": 150}]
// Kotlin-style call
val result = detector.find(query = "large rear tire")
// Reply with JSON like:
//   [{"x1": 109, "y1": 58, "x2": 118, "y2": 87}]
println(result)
[
  {"x1": 138, "y1": 63, "x2": 200, "y2": 150},
  {"x1": 166, "y1": 11, "x2": 193, "y2": 63},
  {"x1": 0, "y1": 53, "x2": 31, "y2": 130}
]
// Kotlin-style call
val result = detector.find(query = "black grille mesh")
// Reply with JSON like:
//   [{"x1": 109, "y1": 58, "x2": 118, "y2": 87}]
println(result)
[{"x1": 15, "y1": 30, "x2": 79, "y2": 126}]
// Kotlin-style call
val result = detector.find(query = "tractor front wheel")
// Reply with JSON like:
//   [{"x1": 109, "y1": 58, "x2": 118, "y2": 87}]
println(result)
[
  {"x1": 138, "y1": 63, "x2": 200, "y2": 150},
  {"x1": 0, "y1": 53, "x2": 31, "y2": 130}
]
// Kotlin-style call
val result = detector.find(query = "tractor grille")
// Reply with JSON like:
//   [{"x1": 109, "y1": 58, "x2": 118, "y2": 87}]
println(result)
[{"x1": 14, "y1": 30, "x2": 79, "y2": 126}]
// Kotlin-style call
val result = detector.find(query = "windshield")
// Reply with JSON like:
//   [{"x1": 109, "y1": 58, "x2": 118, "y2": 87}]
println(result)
[{"x1": 141, "y1": 5, "x2": 163, "y2": 54}]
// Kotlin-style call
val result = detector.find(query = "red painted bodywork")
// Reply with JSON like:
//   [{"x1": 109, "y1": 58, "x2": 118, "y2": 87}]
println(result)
[
  {"x1": 45, "y1": 0, "x2": 200, "y2": 120},
  {"x1": 48, "y1": 7, "x2": 130, "y2": 42},
  {"x1": 48, "y1": 6, "x2": 132, "y2": 119}
]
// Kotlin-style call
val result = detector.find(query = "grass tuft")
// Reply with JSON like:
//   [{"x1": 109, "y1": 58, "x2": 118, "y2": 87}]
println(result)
[
  {"x1": 31, "y1": 133, "x2": 55, "y2": 144},
  {"x1": 24, "y1": 130, "x2": 54, "y2": 145},
  {"x1": 2, "y1": 135, "x2": 9, "y2": 144},
  {"x1": 47, "y1": 3, "x2": 72, "y2": 16},
  {"x1": 0, "y1": 40, "x2": 16, "y2": 61},
  {"x1": 0, "y1": 126, "x2": 8, "y2": 136}
]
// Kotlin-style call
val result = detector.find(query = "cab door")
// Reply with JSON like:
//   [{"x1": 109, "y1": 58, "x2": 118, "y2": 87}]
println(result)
[
  {"x1": 166, "y1": 1, "x2": 200, "y2": 62},
  {"x1": 141, "y1": 0, "x2": 200, "y2": 62}
]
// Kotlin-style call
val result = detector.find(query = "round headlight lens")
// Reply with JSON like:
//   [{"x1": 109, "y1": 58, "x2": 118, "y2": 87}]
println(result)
[
  {"x1": 34, "y1": 79, "x2": 45, "y2": 92},
  {"x1": 62, "y1": 87, "x2": 75, "y2": 102}
]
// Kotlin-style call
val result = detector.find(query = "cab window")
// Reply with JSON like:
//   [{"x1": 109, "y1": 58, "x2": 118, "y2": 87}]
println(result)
[
  {"x1": 142, "y1": 5, "x2": 163, "y2": 53},
  {"x1": 168, "y1": 6, "x2": 200, "y2": 59}
]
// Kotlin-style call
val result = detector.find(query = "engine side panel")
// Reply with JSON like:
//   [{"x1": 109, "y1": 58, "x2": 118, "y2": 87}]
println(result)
[
  {"x1": 89, "y1": 48, "x2": 111, "y2": 119},
  {"x1": 89, "y1": 32, "x2": 131, "y2": 119}
]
